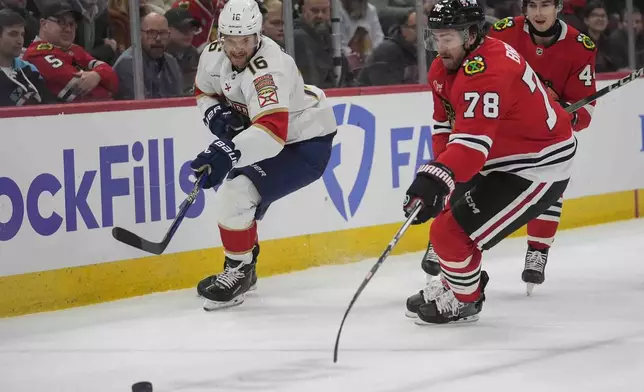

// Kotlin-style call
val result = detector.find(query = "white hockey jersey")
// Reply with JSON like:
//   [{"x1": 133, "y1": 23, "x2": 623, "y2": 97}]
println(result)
[{"x1": 194, "y1": 36, "x2": 337, "y2": 168}]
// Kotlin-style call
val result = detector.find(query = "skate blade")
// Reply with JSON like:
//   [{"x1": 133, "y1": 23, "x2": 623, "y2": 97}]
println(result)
[
  {"x1": 526, "y1": 283, "x2": 536, "y2": 296},
  {"x1": 414, "y1": 314, "x2": 479, "y2": 325},
  {"x1": 197, "y1": 283, "x2": 257, "y2": 299},
  {"x1": 203, "y1": 294, "x2": 246, "y2": 311},
  {"x1": 405, "y1": 310, "x2": 418, "y2": 319}
]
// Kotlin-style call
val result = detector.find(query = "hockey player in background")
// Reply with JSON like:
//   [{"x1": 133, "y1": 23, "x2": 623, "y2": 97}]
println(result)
[
  {"x1": 403, "y1": 0, "x2": 577, "y2": 324},
  {"x1": 190, "y1": 0, "x2": 337, "y2": 310},
  {"x1": 421, "y1": 0, "x2": 597, "y2": 296},
  {"x1": 488, "y1": 0, "x2": 597, "y2": 294}
]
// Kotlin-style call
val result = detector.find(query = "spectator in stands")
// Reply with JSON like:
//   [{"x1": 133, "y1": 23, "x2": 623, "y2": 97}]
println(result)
[
  {"x1": 68, "y1": 0, "x2": 119, "y2": 65},
  {"x1": 608, "y1": 7, "x2": 644, "y2": 70},
  {"x1": 487, "y1": 0, "x2": 521, "y2": 19},
  {"x1": 108, "y1": 0, "x2": 156, "y2": 52},
  {"x1": 561, "y1": 0, "x2": 587, "y2": 32},
  {"x1": 0, "y1": 0, "x2": 38, "y2": 47},
  {"x1": 0, "y1": 8, "x2": 53, "y2": 106},
  {"x1": 171, "y1": 0, "x2": 222, "y2": 52},
  {"x1": 23, "y1": 2, "x2": 118, "y2": 102},
  {"x1": 583, "y1": 1, "x2": 617, "y2": 72},
  {"x1": 113, "y1": 12, "x2": 182, "y2": 99},
  {"x1": 339, "y1": 0, "x2": 384, "y2": 72},
  {"x1": 293, "y1": 0, "x2": 354, "y2": 88},
  {"x1": 357, "y1": 9, "x2": 422, "y2": 86},
  {"x1": 262, "y1": 0, "x2": 284, "y2": 46},
  {"x1": 165, "y1": 7, "x2": 198, "y2": 95}
]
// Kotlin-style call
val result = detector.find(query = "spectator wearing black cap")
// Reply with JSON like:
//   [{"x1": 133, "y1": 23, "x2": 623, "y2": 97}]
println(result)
[
  {"x1": 165, "y1": 7, "x2": 199, "y2": 95},
  {"x1": 22, "y1": 2, "x2": 119, "y2": 102},
  {"x1": 0, "y1": 8, "x2": 53, "y2": 106}
]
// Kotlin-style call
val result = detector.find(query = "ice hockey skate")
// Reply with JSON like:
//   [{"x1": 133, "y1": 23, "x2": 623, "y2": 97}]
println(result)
[
  {"x1": 523, "y1": 245, "x2": 549, "y2": 296},
  {"x1": 415, "y1": 271, "x2": 489, "y2": 325},
  {"x1": 405, "y1": 276, "x2": 449, "y2": 318},
  {"x1": 200, "y1": 257, "x2": 257, "y2": 311},
  {"x1": 197, "y1": 244, "x2": 259, "y2": 299}
]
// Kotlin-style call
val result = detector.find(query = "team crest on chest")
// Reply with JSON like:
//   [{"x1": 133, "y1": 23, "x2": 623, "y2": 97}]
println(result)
[
  {"x1": 492, "y1": 17, "x2": 515, "y2": 32},
  {"x1": 462, "y1": 55, "x2": 486, "y2": 76},
  {"x1": 253, "y1": 74, "x2": 279, "y2": 107},
  {"x1": 577, "y1": 33, "x2": 596, "y2": 50}
]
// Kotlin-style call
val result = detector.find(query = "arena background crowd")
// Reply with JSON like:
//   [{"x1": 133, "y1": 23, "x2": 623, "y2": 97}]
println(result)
[{"x1": 0, "y1": 0, "x2": 641, "y2": 106}]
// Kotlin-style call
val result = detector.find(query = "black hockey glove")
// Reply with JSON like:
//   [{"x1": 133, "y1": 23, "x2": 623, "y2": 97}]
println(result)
[
  {"x1": 203, "y1": 103, "x2": 246, "y2": 139},
  {"x1": 403, "y1": 162, "x2": 455, "y2": 224},
  {"x1": 190, "y1": 138, "x2": 241, "y2": 189}
]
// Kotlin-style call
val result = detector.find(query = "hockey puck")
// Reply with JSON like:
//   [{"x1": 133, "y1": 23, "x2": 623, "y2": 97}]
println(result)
[{"x1": 132, "y1": 381, "x2": 153, "y2": 392}]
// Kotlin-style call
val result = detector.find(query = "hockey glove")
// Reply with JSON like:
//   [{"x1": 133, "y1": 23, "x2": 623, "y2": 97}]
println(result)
[
  {"x1": 559, "y1": 101, "x2": 579, "y2": 128},
  {"x1": 191, "y1": 138, "x2": 241, "y2": 189},
  {"x1": 404, "y1": 162, "x2": 456, "y2": 224},
  {"x1": 203, "y1": 103, "x2": 246, "y2": 139}
]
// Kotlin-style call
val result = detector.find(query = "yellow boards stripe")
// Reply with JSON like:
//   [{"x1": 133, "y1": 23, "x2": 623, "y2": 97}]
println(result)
[{"x1": 0, "y1": 189, "x2": 638, "y2": 318}]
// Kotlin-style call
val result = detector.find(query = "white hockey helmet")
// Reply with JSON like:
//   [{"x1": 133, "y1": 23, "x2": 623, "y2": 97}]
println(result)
[{"x1": 217, "y1": 0, "x2": 263, "y2": 39}]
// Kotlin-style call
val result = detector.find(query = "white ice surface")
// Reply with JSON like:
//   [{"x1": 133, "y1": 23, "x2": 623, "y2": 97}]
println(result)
[{"x1": 1, "y1": 219, "x2": 644, "y2": 392}]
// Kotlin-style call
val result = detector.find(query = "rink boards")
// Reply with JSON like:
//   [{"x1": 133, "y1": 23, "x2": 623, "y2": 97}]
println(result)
[{"x1": 0, "y1": 78, "x2": 643, "y2": 317}]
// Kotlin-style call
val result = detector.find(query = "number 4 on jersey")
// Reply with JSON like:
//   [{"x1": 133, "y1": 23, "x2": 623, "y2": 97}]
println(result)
[{"x1": 578, "y1": 64, "x2": 594, "y2": 87}]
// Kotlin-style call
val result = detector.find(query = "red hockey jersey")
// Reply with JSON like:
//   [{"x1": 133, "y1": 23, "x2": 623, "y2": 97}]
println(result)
[
  {"x1": 429, "y1": 37, "x2": 576, "y2": 184},
  {"x1": 172, "y1": 0, "x2": 223, "y2": 50},
  {"x1": 488, "y1": 16, "x2": 597, "y2": 132},
  {"x1": 23, "y1": 40, "x2": 118, "y2": 102}
]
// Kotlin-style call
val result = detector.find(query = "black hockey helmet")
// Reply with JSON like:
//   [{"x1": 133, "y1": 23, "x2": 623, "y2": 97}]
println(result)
[
  {"x1": 522, "y1": 0, "x2": 564, "y2": 13},
  {"x1": 425, "y1": 0, "x2": 486, "y2": 50},
  {"x1": 427, "y1": 0, "x2": 486, "y2": 30}
]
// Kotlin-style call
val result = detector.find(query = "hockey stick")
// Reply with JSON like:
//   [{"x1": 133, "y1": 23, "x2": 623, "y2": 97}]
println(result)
[
  {"x1": 564, "y1": 67, "x2": 644, "y2": 114},
  {"x1": 112, "y1": 173, "x2": 207, "y2": 255},
  {"x1": 333, "y1": 200, "x2": 423, "y2": 363}
]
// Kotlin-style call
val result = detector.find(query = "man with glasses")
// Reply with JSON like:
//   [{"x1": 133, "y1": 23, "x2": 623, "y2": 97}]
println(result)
[
  {"x1": 113, "y1": 12, "x2": 183, "y2": 100},
  {"x1": 22, "y1": 2, "x2": 118, "y2": 102}
]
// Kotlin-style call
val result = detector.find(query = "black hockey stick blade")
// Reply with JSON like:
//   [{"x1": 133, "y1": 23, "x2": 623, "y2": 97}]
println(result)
[
  {"x1": 112, "y1": 226, "x2": 169, "y2": 255},
  {"x1": 112, "y1": 173, "x2": 206, "y2": 255},
  {"x1": 564, "y1": 66, "x2": 644, "y2": 114},
  {"x1": 333, "y1": 200, "x2": 422, "y2": 363}
]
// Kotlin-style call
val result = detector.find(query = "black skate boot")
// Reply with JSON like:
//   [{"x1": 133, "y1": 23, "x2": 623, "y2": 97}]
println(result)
[
  {"x1": 197, "y1": 244, "x2": 259, "y2": 300},
  {"x1": 405, "y1": 276, "x2": 449, "y2": 318},
  {"x1": 415, "y1": 271, "x2": 490, "y2": 325},
  {"x1": 522, "y1": 245, "x2": 549, "y2": 296},
  {"x1": 201, "y1": 257, "x2": 257, "y2": 311},
  {"x1": 421, "y1": 241, "x2": 440, "y2": 278}
]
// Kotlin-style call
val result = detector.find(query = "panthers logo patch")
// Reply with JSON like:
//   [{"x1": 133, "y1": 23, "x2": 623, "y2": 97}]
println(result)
[
  {"x1": 577, "y1": 33, "x2": 596, "y2": 50},
  {"x1": 463, "y1": 55, "x2": 486, "y2": 76},
  {"x1": 492, "y1": 17, "x2": 515, "y2": 32}
]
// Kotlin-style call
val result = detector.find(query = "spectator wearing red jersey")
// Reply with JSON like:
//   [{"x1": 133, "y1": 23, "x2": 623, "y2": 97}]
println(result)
[
  {"x1": 22, "y1": 2, "x2": 118, "y2": 102},
  {"x1": 171, "y1": 0, "x2": 223, "y2": 52}
]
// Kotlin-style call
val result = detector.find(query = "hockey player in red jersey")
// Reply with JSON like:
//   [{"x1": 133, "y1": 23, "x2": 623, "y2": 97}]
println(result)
[
  {"x1": 419, "y1": 0, "x2": 598, "y2": 296},
  {"x1": 403, "y1": 0, "x2": 576, "y2": 324},
  {"x1": 487, "y1": 0, "x2": 597, "y2": 294}
]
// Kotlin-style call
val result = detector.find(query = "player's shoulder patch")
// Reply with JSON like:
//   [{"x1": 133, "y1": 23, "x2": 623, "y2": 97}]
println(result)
[
  {"x1": 576, "y1": 33, "x2": 596, "y2": 51},
  {"x1": 492, "y1": 17, "x2": 516, "y2": 32},
  {"x1": 178, "y1": 1, "x2": 190, "y2": 9},
  {"x1": 35, "y1": 42, "x2": 53, "y2": 51},
  {"x1": 253, "y1": 74, "x2": 279, "y2": 108},
  {"x1": 462, "y1": 55, "x2": 486, "y2": 76}
]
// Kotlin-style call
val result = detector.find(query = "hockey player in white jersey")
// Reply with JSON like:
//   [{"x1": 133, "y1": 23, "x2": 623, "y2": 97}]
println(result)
[{"x1": 190, "y1": 0, "x2": 337, "y2": 311}]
